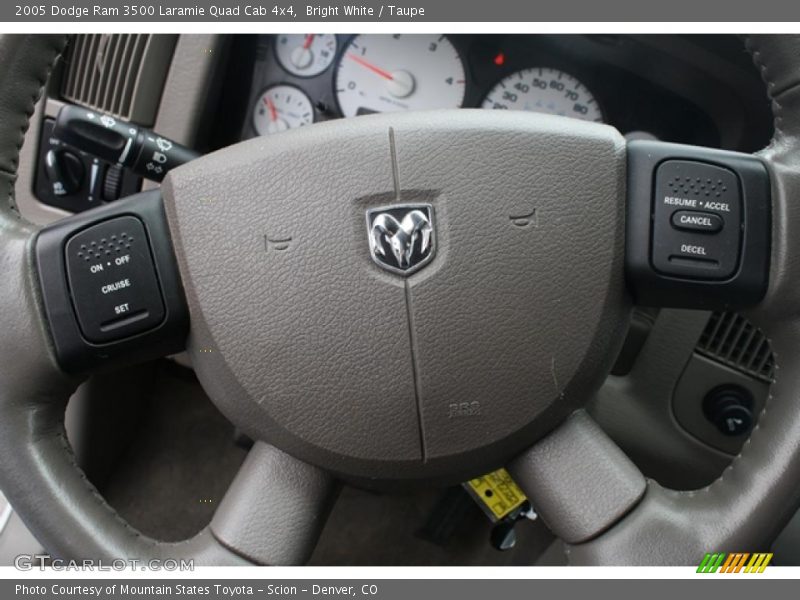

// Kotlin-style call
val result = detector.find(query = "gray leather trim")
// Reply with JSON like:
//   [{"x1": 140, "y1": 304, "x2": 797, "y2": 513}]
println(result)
[
  {"x1": 509, "y1": 411, "x2": 645, "y2": 544},
  {"x1": 747, "y1": 36, "x2": 800, "y2": 317},
  {"x1": 0, "y1": 34, "x2": 332, "y2": 564}
]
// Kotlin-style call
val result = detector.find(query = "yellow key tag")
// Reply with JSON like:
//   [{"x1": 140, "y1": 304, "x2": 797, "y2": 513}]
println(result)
[{"x1": 464, "y1": 468, "x2": 528, "y2": 522}]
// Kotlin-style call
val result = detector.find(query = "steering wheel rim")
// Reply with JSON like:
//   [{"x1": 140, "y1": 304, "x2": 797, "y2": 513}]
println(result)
[{"x1": 0, "y1": 33, "x2": 798, "y2": 565}]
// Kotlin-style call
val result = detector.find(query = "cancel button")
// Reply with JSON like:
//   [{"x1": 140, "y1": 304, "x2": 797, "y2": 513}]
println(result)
[{"x1": 670, "y1": 210, "x2": 723, "y2": 234}]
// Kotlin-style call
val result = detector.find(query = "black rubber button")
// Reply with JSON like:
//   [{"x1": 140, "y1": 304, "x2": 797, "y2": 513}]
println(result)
[
  {"x1": 713, "y1": 403, "x2": 753, "y2": 437},
  {"x1": 703, "y1": 385, "x2": 755, "y2": 437},
  {"x1": 671, "y1": 210, "x2": 723, "y2": 233}
]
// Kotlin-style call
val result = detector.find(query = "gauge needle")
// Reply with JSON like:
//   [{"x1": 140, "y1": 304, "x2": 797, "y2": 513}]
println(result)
[
  {"x1": 346, "y1": 53, "x2": 395, "y2": 81},
  {"x1": 303, "y1": 34, "x2": 315, "y2": 49},
  {"x1": 264, "y1": 96, "x2": 278, "y2": 122}
]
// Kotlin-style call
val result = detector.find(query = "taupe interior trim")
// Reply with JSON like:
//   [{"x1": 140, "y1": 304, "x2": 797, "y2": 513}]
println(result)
[{"x1": 2, "y1": 33, "x2": 800, "y2": 565}]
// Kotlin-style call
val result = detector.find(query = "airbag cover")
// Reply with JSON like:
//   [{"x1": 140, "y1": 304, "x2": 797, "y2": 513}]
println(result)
[{"x1": 162, "y1": 110, "x2": 629, "y2": 481}]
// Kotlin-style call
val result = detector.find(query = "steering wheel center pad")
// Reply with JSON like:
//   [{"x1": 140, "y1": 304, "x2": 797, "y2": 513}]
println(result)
[{"x1": 163, "y1": 110, "x2": 629, "y2": 481}]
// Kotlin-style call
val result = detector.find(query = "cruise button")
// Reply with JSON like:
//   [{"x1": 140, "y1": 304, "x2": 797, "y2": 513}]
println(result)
[{"x1": 671, "y1": 210, "x2": 723, "y2": 234}]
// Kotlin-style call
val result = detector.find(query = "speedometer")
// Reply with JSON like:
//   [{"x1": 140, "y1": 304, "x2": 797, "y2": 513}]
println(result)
[
  {"x1": 335, "y1": 34, "x2": 466, "y2": 118},
  {"x1": 482, "y1": 68, "x2": 603, "y2": 122}
]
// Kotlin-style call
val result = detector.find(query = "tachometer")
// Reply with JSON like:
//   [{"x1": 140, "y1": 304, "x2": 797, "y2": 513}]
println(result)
[
  {"x1": 275, "y1": 34, "x2": 337, "y2": 78},
  {"x1": 253, "y1": 85, "x2": 314, "y2": 136},
  {"x1": 335, "y1": 34, "x2": 466, "y2": 117},
  {"x1": 482, "y1": 67, "x2": 603, "y2": 122}
]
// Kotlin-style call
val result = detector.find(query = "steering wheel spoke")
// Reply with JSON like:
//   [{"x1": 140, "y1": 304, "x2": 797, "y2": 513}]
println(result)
[
  {"x1": 509, "y1": 411, "x2": 646, "y2": 545},
  {"x1": 210, "y1": 442, "x2": 337, "y2": 565}
]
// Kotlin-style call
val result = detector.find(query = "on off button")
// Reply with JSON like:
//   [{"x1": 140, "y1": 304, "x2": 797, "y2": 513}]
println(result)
[{"x1": 671, "y1": 210, "x2": 724, "y2": 234}]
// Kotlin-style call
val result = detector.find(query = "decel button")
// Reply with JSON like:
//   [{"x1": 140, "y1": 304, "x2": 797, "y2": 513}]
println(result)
[
  {"x1": 65, "y1": 216, "x2": 165, "y2": 343},
  {"x1": 671, "y1": 210, "x2": 723, "y2": 233}
]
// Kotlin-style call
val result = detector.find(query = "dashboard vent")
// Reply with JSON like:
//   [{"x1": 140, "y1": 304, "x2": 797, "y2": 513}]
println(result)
[
  {"x1": 697, "y1": 311, "x2": 775, "y2": 383},
  {"x1": 61, "y1": 34, "x2": 177, "y2": 126}
]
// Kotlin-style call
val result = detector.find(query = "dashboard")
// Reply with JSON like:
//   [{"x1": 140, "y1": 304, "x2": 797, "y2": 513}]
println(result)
[{"x1": 208, "y1": 34, "x2": 773, "y2": 154}]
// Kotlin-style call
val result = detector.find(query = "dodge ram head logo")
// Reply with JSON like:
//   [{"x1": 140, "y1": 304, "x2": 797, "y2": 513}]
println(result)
[{"x1": 366, "y1": 204, "x2": 435, "y2": 275}]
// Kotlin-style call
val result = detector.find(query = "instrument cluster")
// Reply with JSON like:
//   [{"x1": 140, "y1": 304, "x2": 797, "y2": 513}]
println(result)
[{"x1": 227, "y1": 34, "x2": 773, "y2": 153}]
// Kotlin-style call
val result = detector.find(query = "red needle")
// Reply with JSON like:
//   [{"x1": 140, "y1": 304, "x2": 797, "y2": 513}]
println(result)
[
  {"x1": 302, "y1": 34, "x2": 315, "y2": 50},
  {"x1": 347, "y1": 53, "x2": 394, "y2": 81},
  {"x1": 264, "y1": 96, "x2": 278, "y2": 122}
]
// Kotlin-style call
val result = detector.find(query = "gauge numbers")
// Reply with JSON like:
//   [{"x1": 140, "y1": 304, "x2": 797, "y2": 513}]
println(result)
[
  {"x1": 335, "y1": 34, "x2": 466, "y2": 117},
  {"x1": 483, "y1": 67, "x2": 603, "y2": 123},
  {"x1": 253, "y1": 85, "x2": 314, "y2": 136},
  {"x1": 275, "y1": 34, "x2": 337, "y2": 78}
]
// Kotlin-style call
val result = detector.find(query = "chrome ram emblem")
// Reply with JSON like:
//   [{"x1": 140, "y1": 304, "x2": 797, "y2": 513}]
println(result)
[{"x1": 366, "y1": 204, "x2": 435, "y2": 276}]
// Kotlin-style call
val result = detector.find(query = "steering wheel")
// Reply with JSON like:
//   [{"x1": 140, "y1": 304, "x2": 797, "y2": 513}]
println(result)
[{"x1": 1, "y1": 34, "x2": 799, "y2": 566}]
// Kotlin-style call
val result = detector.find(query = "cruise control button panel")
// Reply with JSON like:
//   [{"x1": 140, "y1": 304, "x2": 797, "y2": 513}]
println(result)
[
  {"x1": 652, "y1": 160, "x2": 740, "y2": 280},
  {"x1": 65, "y1": 216, "x2": 165, "y2": 343},
  {"x1": 626, "y1": 141, "x2": 770, "y2": 309},
  {"x1": 36, "y1": 191, "x2": 188, "y2": 373}
]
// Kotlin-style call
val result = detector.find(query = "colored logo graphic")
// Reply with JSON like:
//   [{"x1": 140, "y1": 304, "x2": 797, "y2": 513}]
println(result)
[{"x1": 697, "y1": 552, "x2": 773, "y2": 573}]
